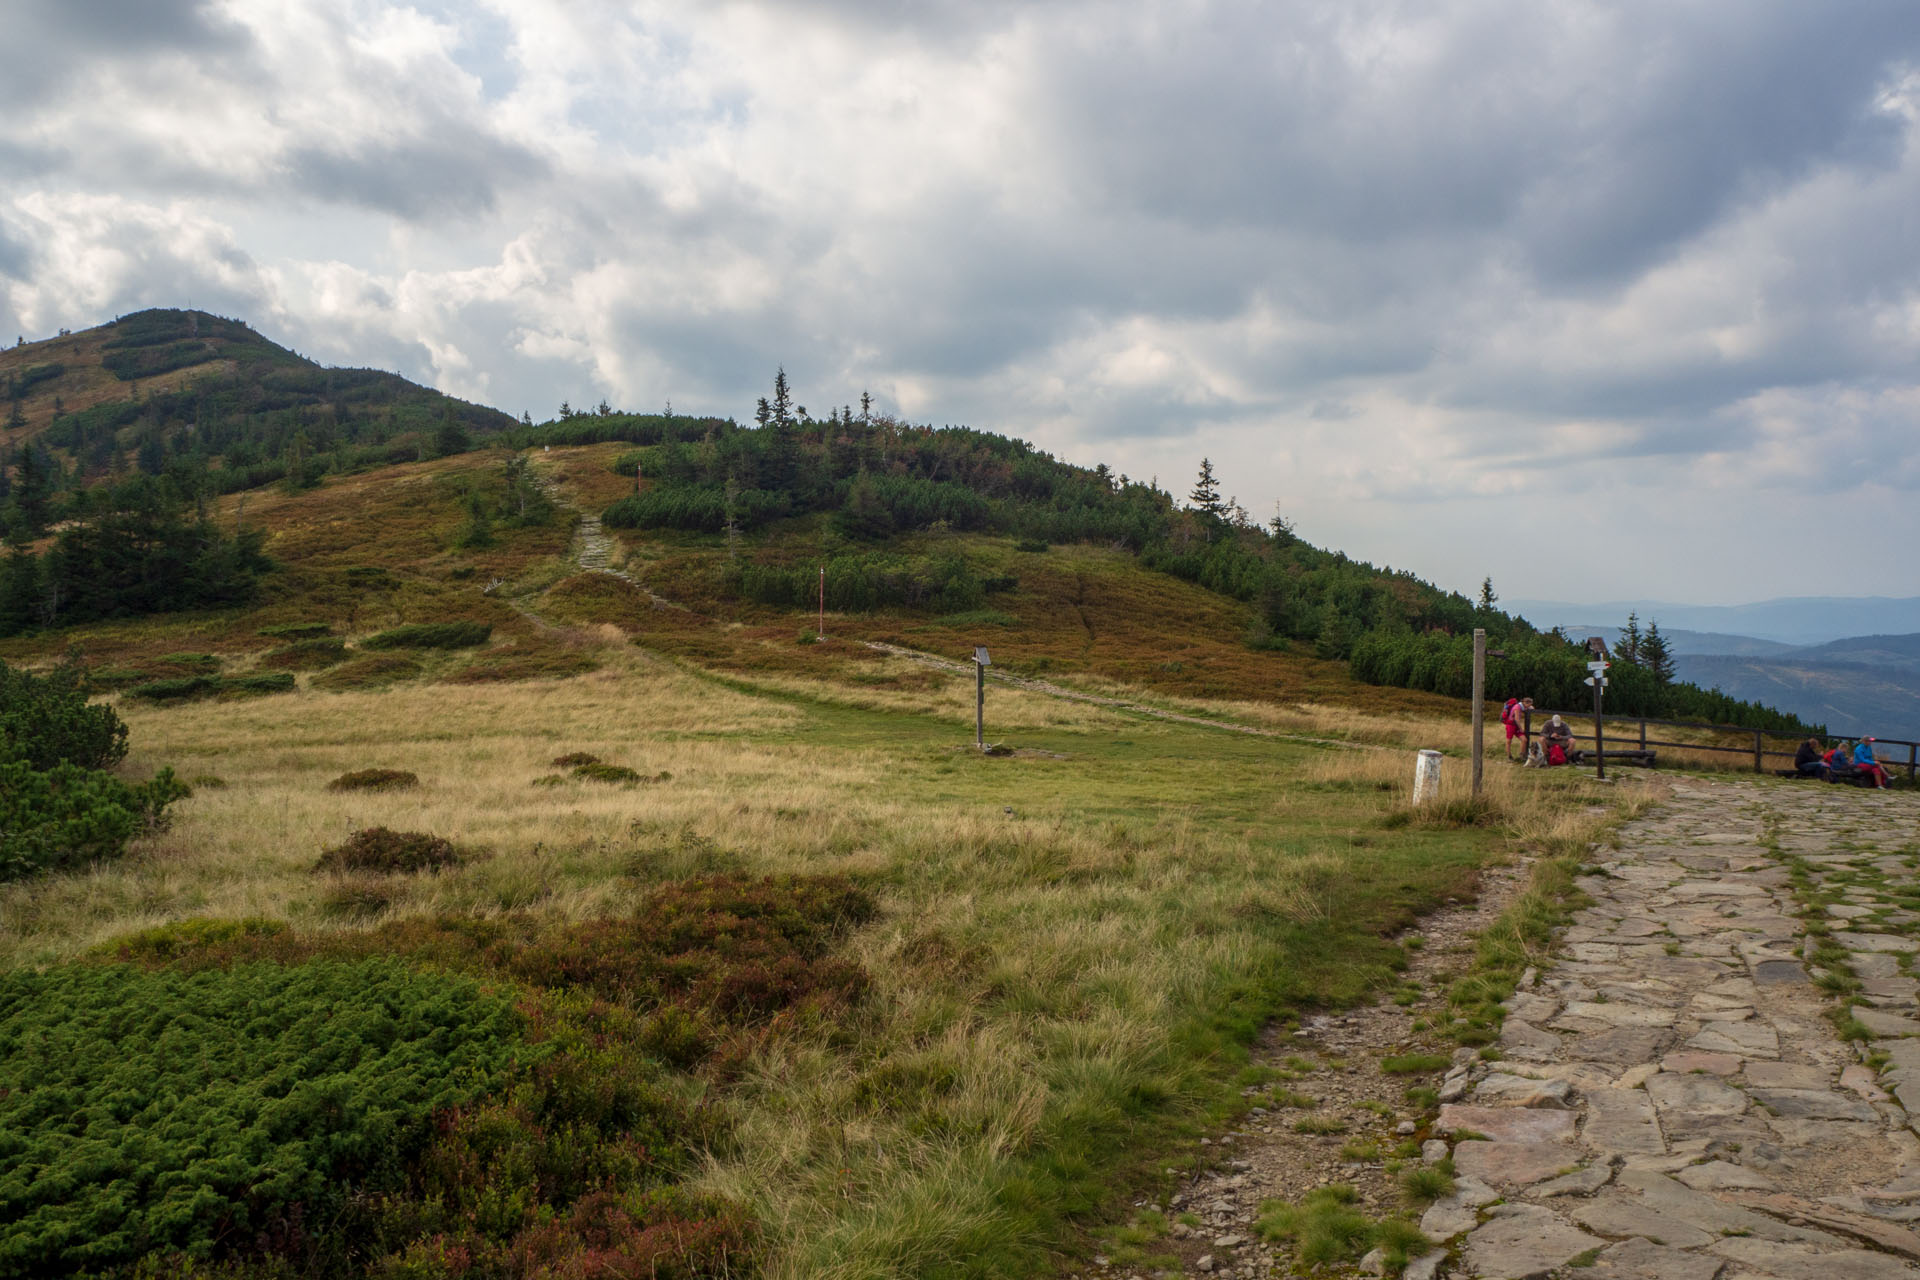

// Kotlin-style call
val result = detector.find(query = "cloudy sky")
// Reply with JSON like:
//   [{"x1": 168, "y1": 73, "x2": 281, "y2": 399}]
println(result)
[{"x1": 4, "y1": 0, "x2": 1918, "y2": 606}]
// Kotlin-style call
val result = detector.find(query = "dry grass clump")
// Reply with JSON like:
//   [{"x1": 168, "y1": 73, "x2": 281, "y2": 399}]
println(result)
[
  {"x1": 326, "y1": 768, "x2": 419, "y2": 793},
  {"x1": 315, "y1": 827, "x2": 463, "y2": 874}
]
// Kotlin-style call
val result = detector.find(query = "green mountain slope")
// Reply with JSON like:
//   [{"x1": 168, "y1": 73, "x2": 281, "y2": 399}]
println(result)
[{"x1": 1, "y1": 308, "x2": 515, "y2": 495}]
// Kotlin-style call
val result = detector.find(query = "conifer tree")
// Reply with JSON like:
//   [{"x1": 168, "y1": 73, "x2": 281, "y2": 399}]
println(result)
[
  {"x1": 1477, "y1": 577, "x2": 1497, "y2": 612},
  {"x1": 1189, "y1": 457, "x2": 1223, "y2": 517},
  {"x1": 1619, "y1": 612, "x2": 1643, "y2": 666},
  {"x1": 1640, "y1": 619, "x2": 1673, "y2": 684}
]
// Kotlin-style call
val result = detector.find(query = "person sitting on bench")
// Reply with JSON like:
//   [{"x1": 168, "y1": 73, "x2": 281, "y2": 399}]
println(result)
[
  {"x1": 1542, "y1": 715, "x2": 1573, "y2": 766},
  {"x1": 1794, "y1": 737, "x2": 1829, "y2": 778},
  {"x1": 1854, "y1": 737, "x2": 1891, "y2": 789}
]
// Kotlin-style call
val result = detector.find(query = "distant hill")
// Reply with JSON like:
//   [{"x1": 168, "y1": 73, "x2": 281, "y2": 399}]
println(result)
[
  {"x1": 1, "y1": 308, "x2": 515, "y2": 493},
  {"x1": 1507, "y1": 596, "x2": 1920, "y2": 646},
  {"x1": 1674, "y1": 653, "x2": 1920, "y2": 742}
]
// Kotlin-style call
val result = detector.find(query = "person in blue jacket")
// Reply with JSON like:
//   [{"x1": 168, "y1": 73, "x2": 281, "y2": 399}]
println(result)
[{"x1": 1854, "y1": 737, "x2": 1891, "y2": 789}]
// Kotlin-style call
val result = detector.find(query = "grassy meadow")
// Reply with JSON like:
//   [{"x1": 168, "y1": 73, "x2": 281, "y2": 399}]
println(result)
[{"x1": 0, "y1": 447, "x2": 1637, "y2": 1278}]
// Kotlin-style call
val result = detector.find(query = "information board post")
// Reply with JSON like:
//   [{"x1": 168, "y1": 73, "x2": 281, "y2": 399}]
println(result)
[{"x1": 974, "y1": 647, "x2": 990, "y2": 751}]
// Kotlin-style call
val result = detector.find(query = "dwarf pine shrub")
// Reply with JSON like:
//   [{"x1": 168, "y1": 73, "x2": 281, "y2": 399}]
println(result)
[
  {"x1": 362, "y1": 621, "x2": 493, "y2": 650},
  {"x1": 0, "y1": 959, "x2": 524, "y2": 1275}
]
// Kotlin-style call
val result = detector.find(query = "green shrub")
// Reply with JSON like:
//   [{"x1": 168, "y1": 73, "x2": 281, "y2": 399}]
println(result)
[
  {"x1": 0, "y1": 959, "x2": 524, "y2": 1275},
  {"x1": 552, "y1": 752, "x2": 601, "y2": 767},
  {"x1": 1015, "y1": 538, "x2": 1050, "y2": 552},
  {"x1": 317, "y1": 827, "x2": 463, "y2": 873},
  {"x1": 0, "y1": 661, "x2": 128, "y2": 771},
  {"x1": 0, "y1": 761, "x2": 188, "y2": 881},
  {"x1": 327, "y1": 768, "x2": 420, "y2": 793},
  {"x1": 125, "y1": 674, "x2": 222, "y2": 702},
  {"x1": 259, "y1": 621, "x2": 333, "y2": 639},
  {"x1": 362, "y1": 621, "x2": 493, "y2": 650},
  {"x1": 222, "y1": 672, "x2": 296, "y2": 697}
]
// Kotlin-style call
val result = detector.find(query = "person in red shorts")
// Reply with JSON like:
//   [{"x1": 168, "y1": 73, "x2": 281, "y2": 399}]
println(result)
[{"x1": 1501, "y1": 696, "x2": 1534, "y2": 760}]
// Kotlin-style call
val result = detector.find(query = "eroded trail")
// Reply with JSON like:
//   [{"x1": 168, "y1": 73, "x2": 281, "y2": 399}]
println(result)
[{"x1": 1422, "y1": 777, "x2": 1920, "y2": 1278}]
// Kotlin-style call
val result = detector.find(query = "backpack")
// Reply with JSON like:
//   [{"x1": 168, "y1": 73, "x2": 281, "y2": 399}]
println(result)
[
  {"x1": 1501, "y1": 699, "x2": 1518, "y2": 727},
  {"x1": 1547, "y1": 742, "x2": 1567, "y2": 766}
]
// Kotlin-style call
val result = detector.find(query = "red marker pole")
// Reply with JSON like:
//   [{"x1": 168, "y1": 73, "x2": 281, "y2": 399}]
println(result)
[{"x1": 818, "y1": 566, "x2": 825, "y2": 641}]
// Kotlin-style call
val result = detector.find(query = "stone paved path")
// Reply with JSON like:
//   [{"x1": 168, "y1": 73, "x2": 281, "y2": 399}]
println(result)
[{"x1": 1424, "y1": 776, "x2": 1920, "y2": 1279}]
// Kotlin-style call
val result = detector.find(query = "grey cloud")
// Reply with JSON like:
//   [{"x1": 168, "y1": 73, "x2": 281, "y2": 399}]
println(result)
[
  {"x1": 0, "y1": 0, "x2": 250, "y2": 106},
  {"x1": 1038, "y1": 0, "x2": 1920, "y2": 283},
  {"x1": 286, "y1": 128, "x2": 551, "y2": 221}
]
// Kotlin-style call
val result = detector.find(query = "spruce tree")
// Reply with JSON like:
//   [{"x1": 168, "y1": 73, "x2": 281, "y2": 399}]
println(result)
[
  {"x1": 1189, "y1": 457, "x2": 1223, "y2": 517},
  {"x1": 1641, "y1": 620, "x2": 1673, "y2": 684},
  {"x1": 1620, "y1": 612, "x2": 1643, "y2": 666},
  {"x1": 1477, "y1": 576, "x2": 1497, "y2": 612}
]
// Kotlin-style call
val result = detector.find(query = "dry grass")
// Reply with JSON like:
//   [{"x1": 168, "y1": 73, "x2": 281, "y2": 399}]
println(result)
[{"x1": 0, "y1": 445, "x2": 1664, "y2": 1279}]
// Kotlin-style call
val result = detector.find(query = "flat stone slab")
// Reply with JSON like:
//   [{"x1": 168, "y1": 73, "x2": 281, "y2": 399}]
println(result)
[
  {"x1": 1744, "y1": 1061, "x2": 1829, "y2": 1089},
  {"x1": 1711, "y1": 1236, "x2": 1917, "y2": 1279},
  {"x1": 1453, "y1": 1140, "x2": 1583, "y2": 1187},
  {"x1": 1754, "y1": 959, "x2": 1810, "y2": 984},
  {"x1": 1474, "y1": 1073, "x2": 1575, "y2": 1108},
  {"x1": 1560, "y1": 1001, "x2": 1677, "y2": 1028},
  {"x1": 1570, "y1": 1193, "x2": 1717, "y2": 1249},
  {"x1": 1571, "y1": 1027, "x2": 1671, "y2": 1063},
  {"x1": 1750, "y1": 1087, "x2": 1880, "y2": 1122},
  {"x1": 1660, "y1": 1051, "x2": 1741, "y2": 1075},
  {"x1": 1464, "y1": 1204, "x2": 1604, "y2": 1279},
  {"x1": 1566, "y1": 1237, "x2": 1724, "y2": 1280},
  {"x1": 1646, "y1": 1071, "x2": 1750, "y2": 1118},
  {"x1": 1617, "y1": 1169, "x2": 1833, "y2": 1243},
  {"x1": 1527, "y1": 1165, "x2": 1613, "y2": 1198},
  {"x1": 1852, "y1": 1007, "x2": 1920, "y2": 1037},
  {"x1": 1836, "y1": 932, "x2": 1920, "y2": 953},
  {"x1": 1582, "y1": 1087, "x2": 1666, "y2": 1156},
  {"x1": 1676, "y1": 1160, "x2": 1777, "y2": 1191},
  {"x1": 1686, "y1": 1020, "x2": 1779, "y2": 1057},
  {"x1": 1437, "y1": 1105, "x2": 1577, "y2": 1144},
  {"x1": 1499, "y1": 1018, "x2": 1565, "y2": 1061}
]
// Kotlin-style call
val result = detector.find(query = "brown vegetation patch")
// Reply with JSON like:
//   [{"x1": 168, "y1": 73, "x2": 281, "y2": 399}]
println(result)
[
  {"x1": 325, "y1": 768, "x2": 419, "y2": 793},
  {"x1": 260, "y1": 637, "x2": 347, "y2": 670},
  {"x1": 312, "y1": 654, "x2": 423, "y2": 690},
  {"x1": 315, "y1": 827, "x2": 464, "y2": 874},
  {"x1": 444, "y1": 645, "x2": 600, "y2": 684}
]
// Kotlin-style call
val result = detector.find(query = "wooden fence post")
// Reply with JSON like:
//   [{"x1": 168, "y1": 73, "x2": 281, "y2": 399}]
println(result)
[{"x1": 1753, "y1": 730, "x2": 1764, "y2": 775}]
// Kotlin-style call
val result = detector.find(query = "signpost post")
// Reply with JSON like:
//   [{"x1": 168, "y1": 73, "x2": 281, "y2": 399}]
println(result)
[
  {"x1": 1585, "y1": 660, "x2": 1610, "y2": 780},
  {"x1": 974, "y1": 646, "x2": 990, "y2": 751},
  {"x1": 1470, "y1": 631, "x2": 1508, "y2": 797}
]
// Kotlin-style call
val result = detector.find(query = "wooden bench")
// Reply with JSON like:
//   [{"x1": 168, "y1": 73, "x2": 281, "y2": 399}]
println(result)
[{"x1": 1570, "y1": 748, "x2": 1658, "y2": 767}]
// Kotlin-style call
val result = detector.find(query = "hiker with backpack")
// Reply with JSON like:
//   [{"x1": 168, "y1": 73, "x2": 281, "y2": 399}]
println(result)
[
  {"x1": 1541, "y1": 715, "x2": 1574, "y2": 766},
  {"x1": 1501, "y1": 696, "x2": 1535, "y2": 760}
]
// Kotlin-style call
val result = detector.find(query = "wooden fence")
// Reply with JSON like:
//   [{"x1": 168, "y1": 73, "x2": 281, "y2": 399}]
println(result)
[{"x1": 1524, "y1": 710, "x2": 1919, "y2": 780}]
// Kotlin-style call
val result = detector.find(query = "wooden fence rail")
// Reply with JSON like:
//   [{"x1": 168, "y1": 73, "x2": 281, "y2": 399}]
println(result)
[{"x1": 1524, "y1": 710, "x2": 1919, "y2": 780}]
